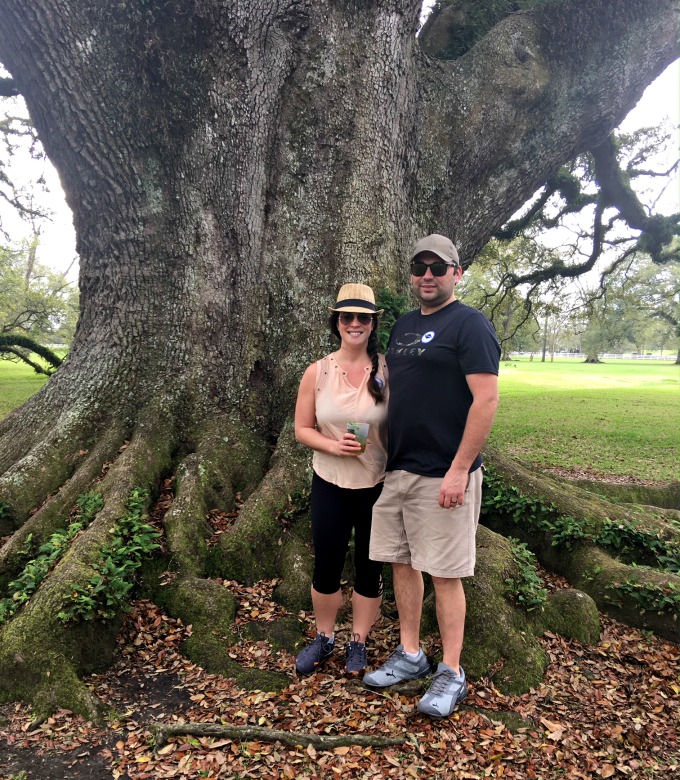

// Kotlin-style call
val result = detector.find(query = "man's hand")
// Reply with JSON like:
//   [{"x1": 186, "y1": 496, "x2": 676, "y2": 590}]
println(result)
[{"x1": 439, "y1": 468, "x2": 469, "y2": 508}]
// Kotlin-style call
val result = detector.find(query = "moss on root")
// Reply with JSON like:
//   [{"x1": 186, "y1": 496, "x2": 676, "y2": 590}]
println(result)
[
  {"x1": 243, "y1": 615, "x2": 305, "y2": 654},
  {"x1": 483, "y1": 449, "x2": 680, "y2": 640},
  {"x1": 568, "y1": 546, "x2": 679, "y2": 640},
  {"x1": 539, "y1": 589, "x2": 601, "y2": 644},
  {"x1": 155, "y1": 575, "x2": 292, "y2": 690},
  {"x1": 214, "y1": 420, "x2": 311, "y2": 583},
  {"x1": 0, "y1": 429, "x2": 124, "y2": 589},
  {"x1": 459, "y1": 527, "x2": 551, "y2": 694},
  {"x1": 0, "y1": 411, "x2": 176, "y2": 718},
  {"x1": 0, "y1": 606, "x2": 121, "y2": 723},
  {"x1": 567, "y1": 479, "x2": 680, "y2": 511},
  {"x1": 273, "y1": 514, "x2": 313, "y2": 612},
  {"x1": 164, "y1": 418, "x2": 270, "y2": 578},
  {"x1": 0, "y1": 426, "x2": 104, "y2": 527}
]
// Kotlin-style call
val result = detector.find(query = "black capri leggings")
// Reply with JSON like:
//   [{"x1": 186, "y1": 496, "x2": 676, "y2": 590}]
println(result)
[{"x1": 311, "y1": 472, "x2": 383, "y2": 598}]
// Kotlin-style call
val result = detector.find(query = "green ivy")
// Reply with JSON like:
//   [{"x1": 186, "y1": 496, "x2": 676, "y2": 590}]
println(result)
[
  {"x1": 481, "y1": 465, "x2": 593, "y2": 550},
  {"x1": 0, "y1": 492, "x2": 104, "y2": 624},
  {"x1": 598, "y1": 519, "x2": 680, "y2": 574},
  {"x1": 482, "y1": 466, "x2": 679, "y2": 575},
  {"x1": 376, "y1": 288, "x2": 410, "y2": 353},
  {"x1": 605, "y1": 577, "x2": 680, "y2": 618},
  {"x1": 505, "y1": 537, "x2": 548, "y2": 612},
  {"x1": 58, "y1": 488, "x2": 161, "y2": 622}
]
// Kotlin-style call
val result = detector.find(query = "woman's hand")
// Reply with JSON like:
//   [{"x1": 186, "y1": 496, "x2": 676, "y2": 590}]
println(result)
[{"x1": 334, "y1": 432, "x2": 363, "y2": 457}]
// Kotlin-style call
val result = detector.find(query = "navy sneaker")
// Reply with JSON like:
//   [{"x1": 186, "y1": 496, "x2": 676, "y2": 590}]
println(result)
[
  {"x1": 295, "y1": 633, "x2": 334, "y2": 675},
  {"x1": 417, "y1": 663, "x2": 467, "y2": 717},
  {"x1": 345, "y1": 634, "x2": 368, "y2": 674},
  {"x1": 363, "y1": 644, "x2": 430, "y2": 687}
]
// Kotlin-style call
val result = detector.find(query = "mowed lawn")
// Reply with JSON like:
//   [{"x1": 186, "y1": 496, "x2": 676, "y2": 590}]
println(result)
[
  {"x1": 0, "y1": 361, "x2": 50, "y2": 419},
  {"x1": 1, "y1": 356, "x2": 679, "y2": 483},
  {"x1": 491, "y1": 358, "x2": 680, "y2": 483}
]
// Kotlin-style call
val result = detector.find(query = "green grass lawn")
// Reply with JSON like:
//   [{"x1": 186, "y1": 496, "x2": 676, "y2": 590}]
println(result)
[
  {"x1": 2, "y1": 356, "x2": 679, "y2": 483},
  {"x1": 490, "y1": 358, "x2": 680, "y2": 483},
  {"x1": 0, "y1": 360, "x2": 50, "y2": 419}
]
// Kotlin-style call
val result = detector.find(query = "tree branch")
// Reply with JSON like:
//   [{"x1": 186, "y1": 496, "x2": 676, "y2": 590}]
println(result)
[
  {"x1": 152, "y1": 721, "x2": 406, "y2": 750},
  {"x1": 0, "y1": 334, "x2": 62, "y2": 372},
  {"x1": 417, "y1": 0, "x2": 679, "y2": 261}
]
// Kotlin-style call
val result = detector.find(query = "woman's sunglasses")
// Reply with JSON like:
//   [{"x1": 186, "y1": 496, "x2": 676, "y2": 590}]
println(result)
[
  {"x1": 410, "y1": 261, "x2": 458, "y2": 277},
  {"x1": 338, "y1": 313, "x2": 373, "y2": 326}
]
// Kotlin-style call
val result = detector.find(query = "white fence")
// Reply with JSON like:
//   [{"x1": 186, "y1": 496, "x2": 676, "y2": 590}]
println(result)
[{"x1": 513, "y1": 352, "x2": 678, "y2": 361}]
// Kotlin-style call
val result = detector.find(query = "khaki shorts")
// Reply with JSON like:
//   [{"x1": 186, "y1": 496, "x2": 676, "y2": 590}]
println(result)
[{"x1": 369, "y1": 468, "x2": 482, "y2": 578}]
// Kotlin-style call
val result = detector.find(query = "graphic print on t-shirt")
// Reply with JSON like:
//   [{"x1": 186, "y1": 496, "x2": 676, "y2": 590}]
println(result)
[{"x1": 390, "y1": 330, "x2": 436, "y2": 356}]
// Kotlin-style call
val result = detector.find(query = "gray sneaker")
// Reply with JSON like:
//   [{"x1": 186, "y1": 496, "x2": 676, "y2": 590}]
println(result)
[
  {"x1": 417, "y1": 663, "x2": 467, "y2": 717},
  {"x1": 363, "y1": 644, "x2": 430, "y2": 687}
]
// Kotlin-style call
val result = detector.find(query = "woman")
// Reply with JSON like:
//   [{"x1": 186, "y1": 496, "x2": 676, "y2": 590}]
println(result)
[{"x1": 294, "y1": 283, "x2": 388, "y2": 675}]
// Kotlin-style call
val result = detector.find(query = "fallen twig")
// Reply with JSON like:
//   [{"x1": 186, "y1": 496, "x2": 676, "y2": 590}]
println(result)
[{"x1": 152, "y1": 721, "x2": 406, "y2": 749}]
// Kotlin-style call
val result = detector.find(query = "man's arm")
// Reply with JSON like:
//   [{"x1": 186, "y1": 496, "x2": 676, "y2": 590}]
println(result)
[{"x1": 438, "y1": 372, "x2": 499, "y2": 508}]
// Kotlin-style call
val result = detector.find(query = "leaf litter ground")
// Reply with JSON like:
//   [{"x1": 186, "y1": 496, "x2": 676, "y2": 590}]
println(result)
[{"x1": 1, "y1": 569, "x2": 678, "y2": 780}]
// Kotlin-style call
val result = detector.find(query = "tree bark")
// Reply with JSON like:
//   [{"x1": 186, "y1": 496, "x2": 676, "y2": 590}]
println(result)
[{"x1": 0, "y1": 0, "x2": 678, "y2": 717}]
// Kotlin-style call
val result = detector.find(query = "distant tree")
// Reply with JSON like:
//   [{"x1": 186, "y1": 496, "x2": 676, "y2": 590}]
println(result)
[
  {"x1": 579, "y1": 305, "x2": 630, "y2": 362},
  {"x1": 629, "y1": 258, "x2": 680, "y2": 362},
  {"x1": 0, "y1": 236, "x2": 77, "y2": 373},
  {"x1": 575, "y1": 253, "x2": 679, "y2": 362}
]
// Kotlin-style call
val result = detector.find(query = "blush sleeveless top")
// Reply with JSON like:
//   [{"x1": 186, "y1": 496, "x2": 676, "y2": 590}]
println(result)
[{"x1": 312, "y1": 354, "x2": 388, "y2": 489}]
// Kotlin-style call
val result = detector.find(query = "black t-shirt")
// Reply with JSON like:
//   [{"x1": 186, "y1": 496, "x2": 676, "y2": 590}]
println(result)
[{"x1": 385, "y1": 300, "x2": 501, "y2": 477}]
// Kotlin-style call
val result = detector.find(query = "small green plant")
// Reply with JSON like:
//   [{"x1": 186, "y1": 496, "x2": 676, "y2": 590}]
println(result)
[
  {"x1": 505, "y1": 537, "x2": 548, "y2": 612},
  {"x1": 0, "y1": 492, "x2": 104, "y2": 624},
  {"x1": 0, "y1": 500, "x2": 12, "y2": 521},
  {"x1": 59, "y1": 488, "x2": 161, "y2": 622},
  {"x1": 604, "y1": 577, "x2": 680, "y2": 618},
  {"x1": 597, "y1": 519, "x2": 680, "y2": 574},
  {"x1": 482, "y1": 465, "x2": 594, "y2": 550}
]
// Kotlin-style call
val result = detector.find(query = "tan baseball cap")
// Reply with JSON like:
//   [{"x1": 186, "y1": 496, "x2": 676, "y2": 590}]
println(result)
[{"x1": 410, "y1": 234, "x2": 460, "y2": 265}]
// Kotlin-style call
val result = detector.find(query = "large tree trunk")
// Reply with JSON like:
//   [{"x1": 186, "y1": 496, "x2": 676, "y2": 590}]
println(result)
[{"x1": 0, "y1": 0, "x2": 678, "y2": 719}]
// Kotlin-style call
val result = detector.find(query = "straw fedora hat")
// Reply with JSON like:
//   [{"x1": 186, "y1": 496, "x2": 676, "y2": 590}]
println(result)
[{"x1": 328, "y1": 283, "x2": 384, "y2": 315}]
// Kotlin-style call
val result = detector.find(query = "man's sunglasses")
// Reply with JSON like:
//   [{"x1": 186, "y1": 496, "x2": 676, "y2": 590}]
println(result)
[
  {"x1": 338, "y1": 312, "x2": 373, "y2": 326},
  {"x1": 410, "y1": 261, "x2": 458, "y2": 277}
]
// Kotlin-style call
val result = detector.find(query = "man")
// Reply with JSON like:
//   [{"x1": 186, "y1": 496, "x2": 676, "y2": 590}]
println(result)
[{"x1": 364, "y1": 233, "x2": 500, "y2": 718}]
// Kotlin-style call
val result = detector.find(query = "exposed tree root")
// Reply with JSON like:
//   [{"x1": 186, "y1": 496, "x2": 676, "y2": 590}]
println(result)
[
  {"x1": 0, "y1": 424, "x2": 125, "y2": 582},
  {"x1": 559, "y1": 478, "x2": 679, "y2": 511},
  {"x1": 1, "y1": 407, "x2": 672, "y2": 720},
  {"x1": 0, "y1": 410, "x2": 116, "y2": 526},
  {"x1": 144, "y1": 414, "x2": 292, "y2": 690},
  {"x1": 152, "y1": 721, "x2": 406, "y2": 750},
  {"x1": 162, "y1": 415, "x2": 270, "y2": 578},
  {"x1": 214, "y1": 419, "x2": 311, "y2": 583},
  {"x1": 484, "y1": 449, "x2": 680, "y2": 640},
  {"x1": 486, "y1": 447, "x2": 680, "y2": 541},
  {"x1": 0, "y1": 407, "x2": 176, "y2": 721}
]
